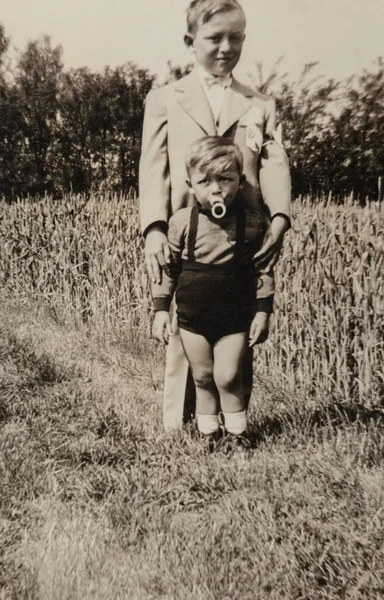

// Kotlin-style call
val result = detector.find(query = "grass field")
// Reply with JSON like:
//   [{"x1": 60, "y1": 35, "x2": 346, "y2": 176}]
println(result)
[{"x1": 0, "y1": 194, "x2": 383, "y2": 599}]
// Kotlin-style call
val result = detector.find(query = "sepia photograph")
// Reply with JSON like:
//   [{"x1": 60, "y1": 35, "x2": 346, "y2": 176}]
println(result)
[{"x1": 0, "y1": 0, "x2": 383, "y2": 598}]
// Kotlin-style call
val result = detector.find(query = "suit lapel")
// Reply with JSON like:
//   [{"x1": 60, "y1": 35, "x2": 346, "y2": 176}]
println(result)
[
  {"x1": 218, "y1": 79, "x2": 253, "y2": 135},
  {"x1": 175, "y1": 71, "x2": 217, "y2": 136}
]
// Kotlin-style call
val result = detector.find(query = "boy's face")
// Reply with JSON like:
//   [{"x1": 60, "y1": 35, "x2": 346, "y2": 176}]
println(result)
[
  {"x1": 188, "y1": 163, "x2": 242, "y2": 213},
  {"x1": 185, "y1": 9, "x2": 246, "y2": 77}
]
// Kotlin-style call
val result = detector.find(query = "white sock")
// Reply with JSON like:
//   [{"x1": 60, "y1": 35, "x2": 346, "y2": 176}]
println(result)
[
  {"x1": 196, "y1": 413, "x2": 220, "y2": 435},
  {"x1": 223, "y1": 410, "x2": 247, "y2": 435}
]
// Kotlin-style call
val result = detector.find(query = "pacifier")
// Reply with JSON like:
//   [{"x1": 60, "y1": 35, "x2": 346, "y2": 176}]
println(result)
[{"x1": 211, "y1": 202, "x2": 227, "y2": 219}]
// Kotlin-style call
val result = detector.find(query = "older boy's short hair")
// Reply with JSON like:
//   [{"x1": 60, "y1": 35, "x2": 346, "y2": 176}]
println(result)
[
  {"x1": 186, "y1": 136, "x2": 243, "y2": 177},
  {"x1": 186, "y1": 0, "x2": 245, "y2": 34}
]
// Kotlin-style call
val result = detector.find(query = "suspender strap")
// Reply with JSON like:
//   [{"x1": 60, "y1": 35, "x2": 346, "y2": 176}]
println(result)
[
  {"x1": 235, "y1": 204, "x2": 246, "y2": 257},
  {"x1": 187, "y1": 201, "x2": 246, "y2": 261},
  {"x1": 187, "y1": 204, "x2": 199, "y2": 261}
]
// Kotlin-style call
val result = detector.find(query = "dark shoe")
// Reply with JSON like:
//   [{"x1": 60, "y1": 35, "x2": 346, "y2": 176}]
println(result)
[
  {"x1": 199, "y1": 430, "x2": 222, "y2": 453},
  {"x1": 221, "y1": 432, "x2": 251, "y2": 456}
]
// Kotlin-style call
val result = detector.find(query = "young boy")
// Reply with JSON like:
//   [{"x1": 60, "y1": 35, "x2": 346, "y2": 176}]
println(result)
[
  {"x1": 139, "y1": 0, "x2": 291, "y2": 430},
  {"x1": 151, "y1": 136, "x2": 274, "y2": 446}
]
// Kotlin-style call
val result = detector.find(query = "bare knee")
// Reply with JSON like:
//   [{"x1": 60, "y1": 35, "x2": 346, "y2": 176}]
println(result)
[
  {"x1": 214, "y1": 366, "x2": 240, "y2": 392},
  {"x1": 191, "y1": 366, "x2": 214, "y2": 389}
]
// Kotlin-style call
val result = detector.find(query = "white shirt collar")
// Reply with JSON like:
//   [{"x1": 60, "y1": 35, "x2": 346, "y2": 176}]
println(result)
[{"x1": 196, "y1": 65, "x2": 232, "y2": 89}]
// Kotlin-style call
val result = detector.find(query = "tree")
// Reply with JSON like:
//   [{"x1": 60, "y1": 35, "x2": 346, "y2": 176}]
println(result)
[
  {"x1": 246, "y1": 60, "x2": 338, "y2": 196},
  {"x1": 92, "y1": 62, "x2": 155, "y2": 192},
  {"x1": 0, "y1": 24, "x2": 20, "y2": 197},
  {"x1": 0, "y1": 22, "x2": 8, "y2": 61},
  {"x1": 57, "y1": 67, "x2": 102, "y2": 193},
  {"x1": 162, "y1": 61, "x2": 193, "y2": 85},
  {"x1": 272, "y1": 64, "x2": 338, "y2": 196},
  {"x1": 15, "y1": 35, "x2": 63, "y2": 195},
  {"x1": 247, "y1": 58, "x2": 384, "y2": 199},
  {"x1": 326, "y1": 58, "x2": 384, "y2": 199},
  {"x1": 247, "y1": 57, "x2": 287, "y2": 95},
  {"x1": 57, "y1": 62, "x2": 155, "y2": 194}
]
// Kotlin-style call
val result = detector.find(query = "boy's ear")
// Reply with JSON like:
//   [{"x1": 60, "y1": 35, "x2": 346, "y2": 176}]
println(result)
[
  {"x1": 186, "y1": 178, "x2": 192, "y2": 189},
  {"x1": 238, "y1": 174, "x2": 246, "y2": 189},
  {"x1": 184, "y1": 33, "x2": 195, "y2": 51}
]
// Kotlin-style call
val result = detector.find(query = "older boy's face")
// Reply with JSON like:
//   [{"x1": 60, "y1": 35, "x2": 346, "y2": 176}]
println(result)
[{"x1": 186, "y1": 9, "x2": 246, "y2": 77}]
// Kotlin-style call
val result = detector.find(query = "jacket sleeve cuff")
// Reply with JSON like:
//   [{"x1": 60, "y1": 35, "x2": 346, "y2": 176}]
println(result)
[
  {"x1": 143, "y1": 220, "x2": 168, "y2": 238},
  {"x1": 270, "y1": 212, "x2": 291, "y2": 231},
  {"x1": 254, "y1": 296, "x2": 274, "y2": 314},
  {"x1": 153, "y1": 297, "x2": 172, "y2": 312}
]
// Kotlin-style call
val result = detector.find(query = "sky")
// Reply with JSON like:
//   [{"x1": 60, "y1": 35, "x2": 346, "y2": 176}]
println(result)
[{"x1": 1, "y1": 0, "x2": 383, "y2": 83}]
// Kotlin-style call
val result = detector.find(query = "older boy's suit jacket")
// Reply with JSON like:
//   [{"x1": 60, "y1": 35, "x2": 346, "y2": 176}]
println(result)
[
  {"x1": 139, "y1": 69, "x2": 291, "y2": 237},
  {"x1": 139, "y1": 69, "x2": 291, "y2": 431}
]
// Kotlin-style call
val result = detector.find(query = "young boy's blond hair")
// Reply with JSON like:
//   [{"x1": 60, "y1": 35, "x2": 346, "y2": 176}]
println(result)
[
  {"x1": 186, "y1": 136, "x2": 243, "y2": 178},
  {"x1": 186, "y1": 0, "x2": 245, "y2": 34}
]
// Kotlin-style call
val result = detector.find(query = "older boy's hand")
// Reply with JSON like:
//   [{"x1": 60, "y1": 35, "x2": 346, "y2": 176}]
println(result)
[
  {"x1": 249, "y1": 312, "x2": 270, "y2": 347},
  {"x1": 253, "y1": 215, "x2": 289, "y2": 272},
  {"x1": 145, "y1": 227, "x2": 171, "y2": 284},
  {"x1": 152, "y1": 311, "x2": 173, "y2": 345}
]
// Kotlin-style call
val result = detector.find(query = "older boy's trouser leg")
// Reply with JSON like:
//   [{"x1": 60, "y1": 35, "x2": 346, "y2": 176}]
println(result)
[
  {"x1": 163, "y1": 312, "x2": 253, "y2": 431},
  {"x1": 163, "y1": 312, "x2": 195, "y2": 430}
]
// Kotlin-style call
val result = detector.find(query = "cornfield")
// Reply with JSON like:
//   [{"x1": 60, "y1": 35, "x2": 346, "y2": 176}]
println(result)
[{"x1": 0, "y1": 192, "x2": 383, "y2": 405}]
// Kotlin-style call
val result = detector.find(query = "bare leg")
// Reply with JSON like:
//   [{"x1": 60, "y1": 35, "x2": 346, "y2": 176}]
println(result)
[
  {"x1": 213, "y1": 332, "x2": 248, "y2": 414},
  {"x1": 243, "y1": 346, "x2": 253, "y2": 409},
  {"x1": 179, "y1": 328, "x2": 219, "y2": 416}
]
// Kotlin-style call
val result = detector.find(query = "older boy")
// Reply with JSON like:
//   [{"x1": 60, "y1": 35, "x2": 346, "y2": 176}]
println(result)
[{"x1": 139, "y1": 0, "x2": 291, "y2": 430}]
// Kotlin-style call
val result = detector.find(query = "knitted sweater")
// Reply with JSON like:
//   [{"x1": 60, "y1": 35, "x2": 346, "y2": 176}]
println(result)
[{"x1": 151, "y1": 204, "x2": 275, "y2": 313}]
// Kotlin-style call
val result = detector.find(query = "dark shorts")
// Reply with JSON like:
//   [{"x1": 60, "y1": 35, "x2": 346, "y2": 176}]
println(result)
[{"x1": 175, "y1": 259, "x2": 256, "y2": 345}]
